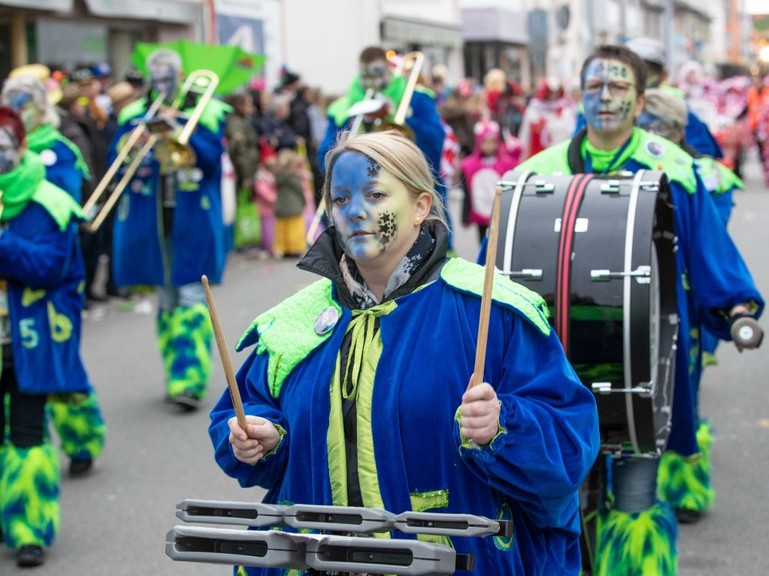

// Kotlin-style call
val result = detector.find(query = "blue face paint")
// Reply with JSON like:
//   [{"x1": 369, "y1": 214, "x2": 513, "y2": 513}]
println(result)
[
  {"x1": 3, "y1": 90, "x2": 33, "y2": 111},
  {"x1": 582, "y1": 58, "x2": 638, "y2": 134},
  {"x1": 329, "y1": 151, "x2": 416, "y2": 264}
]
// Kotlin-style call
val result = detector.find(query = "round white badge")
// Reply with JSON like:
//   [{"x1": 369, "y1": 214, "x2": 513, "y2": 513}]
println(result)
[
  {"x1": 39, "y1": 149, "x2": 57, "y2": 166},
  {"x1": 314, "y1": 307, "x2": 339, "y2": 335}
]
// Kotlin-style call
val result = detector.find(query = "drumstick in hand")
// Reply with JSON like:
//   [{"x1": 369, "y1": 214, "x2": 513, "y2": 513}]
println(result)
[
  {"x1": 471, "y1": 185, "x2": 503, "y2": 388},
  {"x1": 201, "y1": 275, "x2": 247, "y2": 431}
]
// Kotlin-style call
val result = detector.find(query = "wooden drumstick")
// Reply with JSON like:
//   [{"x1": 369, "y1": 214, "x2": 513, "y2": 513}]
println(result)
[
  {"x1": 471, "y1": 185, "x2": 503, "y2": 388},
  {"x1": 201, "y1": 275, "x2": 248, "y2": 431}
]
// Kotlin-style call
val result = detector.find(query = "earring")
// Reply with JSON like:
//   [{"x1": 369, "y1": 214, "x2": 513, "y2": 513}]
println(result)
[{"x1": 414, "y1": 217, "x2": 421, "y2": 226}]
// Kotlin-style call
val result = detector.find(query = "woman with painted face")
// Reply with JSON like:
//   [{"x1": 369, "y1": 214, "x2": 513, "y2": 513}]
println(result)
[
  {"x1": 209, "y1": 130, "x2": 600, "y2": 575},
  {"x1": 518, "y1": 44, "x2": 763, "y2": 575},
  {"x1": 1, "y1": 69, "x2": 106, "y2": 480},
  {"x1": 0, "y1": 107, "x2": 91, "y2": 567}
]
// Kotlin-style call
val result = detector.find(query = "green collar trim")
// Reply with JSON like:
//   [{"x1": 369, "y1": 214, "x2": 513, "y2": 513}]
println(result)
[
  {"x1": 440, "y1": 259, "x2": 551, "y2": 336},
  {"x1": 631, "y1": 129, "x2": 697, "y2": 193},
  {"x1": 236, "y1": 279, "x2": 341, "y2": 398},
  {"x1": 27, "y1": 124, "x2": 90, "y2": 179}
]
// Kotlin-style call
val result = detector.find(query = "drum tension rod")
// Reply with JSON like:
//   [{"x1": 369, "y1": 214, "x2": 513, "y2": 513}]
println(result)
[
  {"x1": 590, "y1": 266, "x2": 651, "y2": 283},
  {"x1": 591, "y1": 382, "x2": 653, "y2": 396},
  {"x1": 500, "y1": 269, "x2": 543, "y2": 280}
]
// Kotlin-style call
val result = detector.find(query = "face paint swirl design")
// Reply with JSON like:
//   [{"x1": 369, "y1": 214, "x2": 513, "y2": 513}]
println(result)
[
  {"x1": 582, "y1": 59, "x2": 638, "y2": 134},
  {"x1": 329, "y1": 151, "x2": 419, "y2": 265}
]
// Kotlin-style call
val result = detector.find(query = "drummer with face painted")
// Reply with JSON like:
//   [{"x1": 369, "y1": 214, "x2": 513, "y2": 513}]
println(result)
[
  {"x1": 210, "y1": 130, "x2": 600, "y2": 576},
  {"x1": 0, "y1": 106, "x2": 92, "y2": 567},
  {"x1": 517, "y1": 44, "x2": 764, "y2": 575}
]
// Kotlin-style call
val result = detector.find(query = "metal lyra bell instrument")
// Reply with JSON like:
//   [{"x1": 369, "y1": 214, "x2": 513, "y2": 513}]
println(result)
[
  {"x1": 167, "y1": 500, "x2": 511, "y2": 575},
  {"x1": 80, "y1": 69, "x2": 219, "y2": 233},
  {"x1": 348, "y1": 51, "x2": 424, "y2": 140}
]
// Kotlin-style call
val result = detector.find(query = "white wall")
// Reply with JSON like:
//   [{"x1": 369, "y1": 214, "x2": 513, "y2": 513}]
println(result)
[{"x1": 282, "y1": 0, "x2": 380, "y2": 96}]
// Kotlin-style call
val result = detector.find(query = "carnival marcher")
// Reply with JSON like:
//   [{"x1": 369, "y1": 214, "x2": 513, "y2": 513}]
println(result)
[
  {"x1": 210, "y1": 129, "x2": 600, "y2": 575},
  {"x1": 1, "y1": 69, "x2": 106, "y2": 478},
  {"x1": 108, "y1": 48, "x2": 229, "y2": 411},
  {"x1": 317, "y1": 46, "x2": 449, "y2": 244},
  {"x1": 636, "y1": 88, "x2": 751, "y2": 523},
  {"x1": 0, "y1": 106, "x2": 91, "y2": 567},
  {"x1": 460, "y1": 119, "x2": 519, "y2": 243},
  {"x1": 517, "y1": 45, "x2": 763, "y2": 575}
]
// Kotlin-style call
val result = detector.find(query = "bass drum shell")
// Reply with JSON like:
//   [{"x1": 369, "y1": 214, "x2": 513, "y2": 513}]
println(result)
[{"x1": 495, "y1": 170, "x2": 678, "y2": 455}]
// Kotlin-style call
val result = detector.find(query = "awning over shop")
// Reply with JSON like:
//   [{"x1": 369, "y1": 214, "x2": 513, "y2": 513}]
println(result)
[
  {"x1": 0, "y1": 0, "x2": 73, "y2": 10},
  {"x1": 84, "y1": 0, "x2": 201, "y2": 24},
  {"x1": 460, "y1": 7, "x2": 528, "y2": 44},
  {"x1": 381, "y1": 16, "x2": 463, "y2": 48}
]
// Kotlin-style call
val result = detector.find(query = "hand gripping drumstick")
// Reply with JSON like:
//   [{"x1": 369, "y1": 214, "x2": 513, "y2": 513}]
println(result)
[
  {"x1": 201, "y1": 275, "x2": 248, "y2": 431},
  {"x1": 471, "y1": 185, "x2": 503, "y2": 388}
]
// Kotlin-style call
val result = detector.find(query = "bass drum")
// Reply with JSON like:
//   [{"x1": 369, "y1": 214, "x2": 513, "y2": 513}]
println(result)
[{"x1": 495, "y1": 170, "x2": 678, "y2": 455}]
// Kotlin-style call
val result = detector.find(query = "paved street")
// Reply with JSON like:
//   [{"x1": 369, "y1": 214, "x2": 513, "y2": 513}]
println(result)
[{"x1": 2, "y1": 155, "x2": 768, "y2": 575}]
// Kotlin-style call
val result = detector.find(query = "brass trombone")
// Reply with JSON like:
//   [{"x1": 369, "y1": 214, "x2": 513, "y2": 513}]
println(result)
[{"x1": 81, "y1": 69, "x2": 219, "y2": 232}]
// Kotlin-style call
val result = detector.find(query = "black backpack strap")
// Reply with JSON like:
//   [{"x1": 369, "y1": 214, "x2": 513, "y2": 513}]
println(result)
[{"x1": 567, "y1": 128, "x2": 588, "y2": 174}]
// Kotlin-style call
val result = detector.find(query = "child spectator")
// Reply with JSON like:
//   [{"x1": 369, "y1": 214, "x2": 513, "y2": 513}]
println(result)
[
  {"x1": 273, "y1": 148, "x2": 307, "y2": 257},
  {"x1": 460, "y1": 119, "x2": 519, "y2": 243},
  {"x1": 254, "y1": 150, "x2": 278, "y2": 258}
]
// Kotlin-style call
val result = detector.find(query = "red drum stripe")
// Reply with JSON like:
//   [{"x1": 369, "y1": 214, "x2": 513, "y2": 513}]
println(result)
[{"x1": 556, "y1": 174, "x2": 593, "y2": 354}]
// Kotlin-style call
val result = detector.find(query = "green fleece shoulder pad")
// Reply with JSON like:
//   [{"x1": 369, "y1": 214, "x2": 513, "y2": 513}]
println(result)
[
  {"x1": 632, "y1": 132, "x2": 697, "y2": 194},
  {"x1": 236, "y1": 279, "x2": 341, "y2": 398},
  {"x1": 517, "y1": 140, "x2": 572, "y2": 174},
  {"x1": 31, "y1": 180, "x2": 86, "y2": 231},
  {"x1": 118, "y1": 99, "x2": 147, "y2": 126},
  {"x1": 328, "y1": 95, "x2": 352, "y2": 127},
  {"x1": 196, "y1": 98, "x2": 232, "y2": 134},
  {"x1": 440, "y1": 259, "x2": 551, "y2": 336},
  {"x1": 695, "y1": 157, "x2": 743, "y2": 193}
]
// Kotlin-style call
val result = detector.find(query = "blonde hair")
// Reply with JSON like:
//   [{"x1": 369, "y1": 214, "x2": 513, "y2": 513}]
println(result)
[
  {"x1": 276, "y1": 148, "x2": 300, "y2": 171},
  {"x1": 322, "y1": 130, "x2": 447, "y2": 227}
]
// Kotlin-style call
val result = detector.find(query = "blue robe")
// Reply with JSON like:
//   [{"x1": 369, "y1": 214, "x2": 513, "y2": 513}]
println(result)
[
  {"x1": 108, "y1": 98, "x2": 228, "y2": 287},
  {"x1": 210, "y1": 258, "x2": 600, "y2": 575}
]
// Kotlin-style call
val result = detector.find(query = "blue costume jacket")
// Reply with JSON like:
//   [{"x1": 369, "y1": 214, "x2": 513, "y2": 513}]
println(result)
[
  {"x1": 0, "y1": 153, "x2": 90, "y2": 394},
  {"x1": 109, "y1": 98, "x2": 228, "y2": 287},
  {"x1": 517, "y1": 128, "x2": 763, "y2": 457},
  {"x1": 210, "y1": 240, "x2": 600, "y2": 575},
  {"x1": 26, "y1": 126, "x2": 89, "y2": 203}
]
